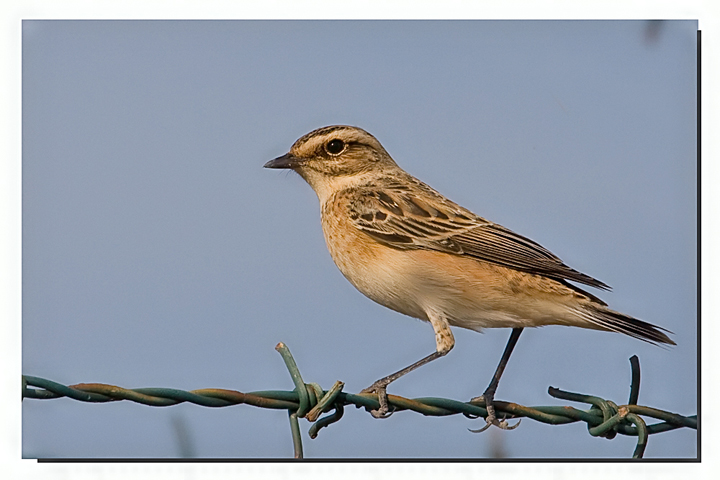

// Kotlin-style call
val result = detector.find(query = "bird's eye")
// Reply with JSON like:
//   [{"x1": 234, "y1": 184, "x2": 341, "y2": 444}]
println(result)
[{"x1": 325, "y1": 139, "x2": 346, "y2": 155}]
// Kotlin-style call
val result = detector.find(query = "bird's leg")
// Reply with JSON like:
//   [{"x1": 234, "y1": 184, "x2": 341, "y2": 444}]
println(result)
[
  {"x1": 361, "y1": 313, "x2": 454, "y2": 418},
  {"x1": 361, "y1": 350, "x2": 444, "y2": 418},
  {"x1": 470, "y1": 327, "x2": 523, "y2": 432}
]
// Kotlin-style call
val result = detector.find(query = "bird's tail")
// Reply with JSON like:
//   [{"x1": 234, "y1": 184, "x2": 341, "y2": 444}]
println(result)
[{"x1": 575, "y1": 304, "x2": 675, "y2": 346}]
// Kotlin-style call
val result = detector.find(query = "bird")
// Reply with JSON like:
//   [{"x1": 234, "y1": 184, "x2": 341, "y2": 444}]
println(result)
[{"x1": 264, "y1": 125, "x2": 674, "y2": 429}]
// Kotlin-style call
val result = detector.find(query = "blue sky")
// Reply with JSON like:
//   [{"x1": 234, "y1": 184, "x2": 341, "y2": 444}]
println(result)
[{"x1": 21, "y1": 19, "x2": 697, "y2": 459}]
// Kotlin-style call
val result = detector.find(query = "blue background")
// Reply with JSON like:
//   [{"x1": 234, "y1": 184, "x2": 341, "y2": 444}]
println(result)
[{"x1": 22, "y1": 20, "x2": 697, "y2": 458}]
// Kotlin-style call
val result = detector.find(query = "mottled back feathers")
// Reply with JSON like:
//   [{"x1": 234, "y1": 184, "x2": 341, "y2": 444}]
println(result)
[{"x1": 342, "y1": 173, "x2": 611, "y2": 291}]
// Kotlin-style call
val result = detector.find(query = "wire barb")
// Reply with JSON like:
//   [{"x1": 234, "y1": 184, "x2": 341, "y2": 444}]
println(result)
[{"x1": 22, "y1": 347, "x2": 696, "y2": 458}]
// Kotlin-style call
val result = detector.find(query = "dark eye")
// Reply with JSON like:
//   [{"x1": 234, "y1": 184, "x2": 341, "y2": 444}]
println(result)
[{"x1": 325, "y1": 139, "x2": 346, "y2": 155}]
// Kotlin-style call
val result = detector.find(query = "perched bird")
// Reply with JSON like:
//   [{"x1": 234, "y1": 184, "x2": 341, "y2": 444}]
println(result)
[{"x1": 264, "y1": 125, "x2": 674, "y2": 429}]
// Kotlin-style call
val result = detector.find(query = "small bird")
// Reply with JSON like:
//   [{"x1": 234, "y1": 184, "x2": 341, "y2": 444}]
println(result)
[{"x1": 264, "y1": 125, "x2": 674, "y2": 429}]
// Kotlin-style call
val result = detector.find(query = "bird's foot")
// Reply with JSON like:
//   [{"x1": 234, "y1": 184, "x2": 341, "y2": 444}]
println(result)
[
  {"x1": 360, "y1": 381, "x2": 395, "y2": 418},
  {"x1": 468, "y1": 394, "x2": 521, "y2": 433}
]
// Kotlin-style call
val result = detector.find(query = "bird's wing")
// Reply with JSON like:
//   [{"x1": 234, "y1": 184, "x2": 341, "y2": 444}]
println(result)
[{"x1": 346, "y1": 179, "x2": 610, "y2": 291}]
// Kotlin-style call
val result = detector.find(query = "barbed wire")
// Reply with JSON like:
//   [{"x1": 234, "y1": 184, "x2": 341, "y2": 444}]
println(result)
[{"x1": 22, "y1": 342, "x2": 696, "y2": 459}]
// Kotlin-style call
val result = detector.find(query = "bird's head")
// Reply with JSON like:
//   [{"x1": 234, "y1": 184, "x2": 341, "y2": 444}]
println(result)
[{"x1": 264, "y1": 125, "x2": 399, "y2": 201}]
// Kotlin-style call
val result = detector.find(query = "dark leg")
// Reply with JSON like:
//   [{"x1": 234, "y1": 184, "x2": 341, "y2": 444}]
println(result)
[
  {"x1": 361, "y1": 350, "x2": 448, "y2": 418},
  {"x1": 362, "y1": 313, "x2": 455, "y2": 418},
  {"x1": 471, "y1": 327, "x2": 524, "y2": 432}
]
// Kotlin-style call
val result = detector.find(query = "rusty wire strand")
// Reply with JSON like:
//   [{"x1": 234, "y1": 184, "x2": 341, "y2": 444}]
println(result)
[{"x1": 22, "y1": 344, "x2": 696, "y2": 459}]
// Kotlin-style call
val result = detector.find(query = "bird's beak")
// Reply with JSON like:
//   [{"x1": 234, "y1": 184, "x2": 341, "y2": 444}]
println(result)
[{"x1": 264, "y1": 153, "x2": 304, "y2": 169}]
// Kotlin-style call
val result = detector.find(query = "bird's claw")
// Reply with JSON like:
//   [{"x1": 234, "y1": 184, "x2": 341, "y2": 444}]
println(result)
[
  {"x1": 468, "y1": 412, "x2": 521, "y2": 433},
  {"x1": 468, "y1": 398, "x2": 521, "y2": 433},
  {"x1": 468, "y1": 421, "x2": 493, "y2": 434},
  {"x1": 361, "y1": 382, "x2": 395, "y2": 418}
]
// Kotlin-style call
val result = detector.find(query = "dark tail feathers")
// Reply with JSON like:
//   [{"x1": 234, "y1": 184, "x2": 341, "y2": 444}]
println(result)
[{"x1": 583, "y1": 305, "x2": 675, "y2": 346}]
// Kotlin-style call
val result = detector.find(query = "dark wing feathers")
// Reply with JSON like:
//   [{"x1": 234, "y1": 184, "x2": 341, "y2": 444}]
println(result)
[{"x1": 346, "y1": 180, "x2": 610, "y2": 291}]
